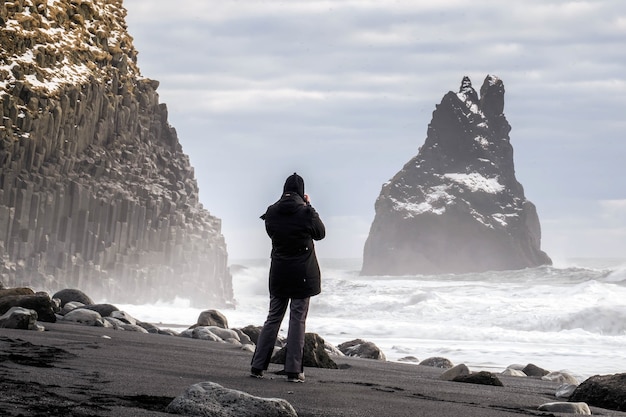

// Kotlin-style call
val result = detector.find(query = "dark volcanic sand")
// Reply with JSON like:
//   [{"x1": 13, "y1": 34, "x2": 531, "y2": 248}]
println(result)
[{"x1": 0, "y1": 323, "x2": 624, "y2": 417}]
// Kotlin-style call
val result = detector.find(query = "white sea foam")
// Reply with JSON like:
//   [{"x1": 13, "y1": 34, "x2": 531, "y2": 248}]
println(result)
[{"x1": 116, "y1": 258, "x2": 626, "y2": 380}]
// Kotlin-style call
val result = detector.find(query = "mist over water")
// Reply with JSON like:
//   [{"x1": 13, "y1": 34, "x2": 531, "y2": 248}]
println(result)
[{"x1": 117, "y1": 258, "x2": 626, "y2": 380}]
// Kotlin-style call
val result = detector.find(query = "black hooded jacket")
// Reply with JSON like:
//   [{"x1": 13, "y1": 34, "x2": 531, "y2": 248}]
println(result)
[{"x1": 261, "y1": 186, "x2": 325, "y2": 299}]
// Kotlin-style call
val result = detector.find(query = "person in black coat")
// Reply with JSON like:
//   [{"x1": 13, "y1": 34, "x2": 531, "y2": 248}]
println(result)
[{"x1": 250, "y1": 173, "x2": 325, "y2": 382}]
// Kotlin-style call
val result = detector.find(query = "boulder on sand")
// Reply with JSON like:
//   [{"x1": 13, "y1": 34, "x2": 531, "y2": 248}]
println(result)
[{"x1": 166, "y1": 381, "x2": 298, "y2": 417}]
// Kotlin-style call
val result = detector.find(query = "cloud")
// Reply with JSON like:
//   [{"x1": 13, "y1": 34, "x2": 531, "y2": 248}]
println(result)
[{"x1": 124, "y1": 0, "x2": 626, "y2": 259}]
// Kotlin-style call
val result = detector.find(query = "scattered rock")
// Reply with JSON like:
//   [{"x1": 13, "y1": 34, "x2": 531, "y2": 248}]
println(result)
[
  {"x1": 166, "y1": 381, "x2": 298, "y2": 417},
  {"x1": 538, "y1": 402, "x2": 591, "y2": 414},
  {"x1": 232, "y1": 328, "x2": 253, "y2": 345},
  {"x1": 0, "y1": 307, "x2": 39, "y2": 330},
  {"x1": 0, "y1": 288, "x2": 35, "y2": 298},
  {"x1": 542, "y1": 370, "x2": 579, "y2": 385},
  {"x1": 556, "y1": 383, "x2": 578, "y2": 399},
  {"x1": 501, "y1": 367, "x2": 526, "y2": 377},
  {"x1": 453, "y1": 371, "x2": 503, "y2": 387},
  {"x1": 61, "y1": 308, "x2": 105, "y2": 327},
  {"x1": 52, "y1": 289, "x2": 94, "y2": 307},
  {"x1": 569, "y1": 373, "x2": 626, "y2": 412},
  {"x1": 419, "y1": 357, "x2": 454, "y2": 369},
  {"x1": 325, "y1": 342, "x2": 345, "y2": 357},
  {"x1": 440, "y1": 364, "x2": 470, "y2": 381},
  {"x1": 338, "y1": 339, "x2": 386, "y2": 361},
  {"x1": 0, "y1": 293, "x2": 57, "y2": 322},
  {"x1": 195, "y1": 310, "x2": 229, "y2": 329},
  {"x1": 397, "y1": 356, "x2": 419, "y2": 363},
  {"x1": 77, "y1": 303, "x2": 119, "y2": 317},
  {"x1": 180, "y1": 327, "x2": 221, "y2": 341},
  {"x1": 60, "y1": 301, "x2": 85, "y2": 315},
  {"x1": 110, "y1": 310, "x2": 137, "y2": 324},
  {"x1": 522, "y1": 363, "x2": 550, "y2": 377},
  {"x1": 238, "y1": 325, "x2": 262, "y2": 344}
]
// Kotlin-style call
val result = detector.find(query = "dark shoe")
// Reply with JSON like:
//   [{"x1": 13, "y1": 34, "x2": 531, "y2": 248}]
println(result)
[
  {"x1": 287, "y1": 373, "x2": 305, "y2": 383},
  {"x1": 250, "y1": 367, "x2": 264, "y2": 379}
]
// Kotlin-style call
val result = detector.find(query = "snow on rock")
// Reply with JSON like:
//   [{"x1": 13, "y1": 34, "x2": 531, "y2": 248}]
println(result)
[{"x1": 1, "y1": 0, "x2": 138, "y2": 95}]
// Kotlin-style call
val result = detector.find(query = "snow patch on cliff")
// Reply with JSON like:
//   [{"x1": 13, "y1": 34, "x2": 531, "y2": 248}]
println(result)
[
  {"x1": 1, "y1": 0, "x2": 136, "y2": 95},
  {"x1": 444, "y1": 173, "x2": 504, "y2": 194}
]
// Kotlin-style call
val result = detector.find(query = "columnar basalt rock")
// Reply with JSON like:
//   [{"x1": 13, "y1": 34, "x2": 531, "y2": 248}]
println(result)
[
  {"x1": 362, "y1": 75, "x2": 551, "y2": 275},
  {"x1": 0, "y1": 0, "x2": 233, "y2": 306}
]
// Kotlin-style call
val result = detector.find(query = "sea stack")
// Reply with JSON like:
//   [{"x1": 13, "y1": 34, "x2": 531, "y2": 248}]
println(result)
[
  {"x1": 362, "y1": 75, "x2": 551, "y2": 275},
  {"x1": 0, "y1": 0, "x2": 233, "y2": 305}
]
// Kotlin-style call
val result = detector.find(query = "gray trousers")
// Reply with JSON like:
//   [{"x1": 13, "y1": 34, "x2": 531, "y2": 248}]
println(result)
[{"x1": 251, "y1": 296, "x2": 310, "y2": 374}]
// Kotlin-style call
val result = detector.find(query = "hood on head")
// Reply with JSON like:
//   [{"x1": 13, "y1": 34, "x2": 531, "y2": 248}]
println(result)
[{"x1": 283, "y1": 172, "x2": 305, "y2": 199}]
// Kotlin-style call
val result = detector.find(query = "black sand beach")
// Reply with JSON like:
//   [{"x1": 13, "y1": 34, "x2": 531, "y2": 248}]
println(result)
[{"x1": 1, "y1": 323, "x2": 624, "y2": 417}]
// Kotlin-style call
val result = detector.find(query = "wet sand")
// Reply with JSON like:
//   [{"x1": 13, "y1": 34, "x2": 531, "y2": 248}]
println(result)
[{"x1": 1, "y1": 322, "x2": 624, "y2": 417}]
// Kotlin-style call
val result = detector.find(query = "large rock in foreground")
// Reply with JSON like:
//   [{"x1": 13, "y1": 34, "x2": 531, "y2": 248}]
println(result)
[
  {"x1": 570, "y1": 373, "x2": 626, "y2": 412},
  {"x1": 166, "y1": 381, "x2": 298, "y2": 417},
  {"x1": 0, "y1": 0, "x2": 232, "y2": 306},
  {"x1": 362, "y1": 75, "x2": 551, "y2": 275}
]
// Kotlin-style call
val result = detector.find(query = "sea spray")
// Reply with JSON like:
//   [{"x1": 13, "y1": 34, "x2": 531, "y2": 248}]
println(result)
[{"x1": 116, "y1": 258, "x2": 626, "y2": 380}]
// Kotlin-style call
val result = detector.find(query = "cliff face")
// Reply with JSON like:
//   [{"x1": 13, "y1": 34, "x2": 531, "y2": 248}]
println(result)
[
  {"x1": 0, "y1": 0, "x2": 233, "y2": 306},
  {"x1": 362, "y1": 75, "x2": 552, "y2": 276}
]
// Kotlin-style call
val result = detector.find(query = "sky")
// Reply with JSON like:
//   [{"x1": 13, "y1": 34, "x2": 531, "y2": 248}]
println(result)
[{"x1": 123, "y1": 0, "x2": 626, "y2": 263}]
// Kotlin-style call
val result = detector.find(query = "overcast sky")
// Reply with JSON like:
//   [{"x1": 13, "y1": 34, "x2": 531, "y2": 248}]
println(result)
[{"x1": 124, "y1": 0, "x2": 626, "y2": 263}]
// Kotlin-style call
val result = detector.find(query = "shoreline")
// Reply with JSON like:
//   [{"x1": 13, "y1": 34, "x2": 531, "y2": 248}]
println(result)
[{"x1": 2, "y1": 322, "x2": 625, "y2": 417}]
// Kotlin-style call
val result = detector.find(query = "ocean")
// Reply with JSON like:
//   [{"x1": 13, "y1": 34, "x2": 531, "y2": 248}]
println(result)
[{"x1": 117, "y1": 257, "x2": 626, "y2": 381}]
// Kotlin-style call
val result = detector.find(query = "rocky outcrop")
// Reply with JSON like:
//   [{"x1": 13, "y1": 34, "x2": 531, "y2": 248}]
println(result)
[
  {"x1": 0, "y1": 0, "x2": 232, "y2": 305},
  {"x1": 362, "y1": 75, "x2": 551, "y2": 275}
]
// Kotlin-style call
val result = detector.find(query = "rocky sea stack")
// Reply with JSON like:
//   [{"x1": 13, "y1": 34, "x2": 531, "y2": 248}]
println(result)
[
  {"x1": 0, "y1": 0, "x2": 233, "y2": 306},
  {"x1": 362, "y1": 75, "x2": 551, "y2": 275}
]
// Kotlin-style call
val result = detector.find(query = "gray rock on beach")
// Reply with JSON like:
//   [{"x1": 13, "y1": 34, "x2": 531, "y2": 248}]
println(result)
[
  {"x1": 52, "y1": 289, "x2": 94, "y2": 307},
  {"x1": 419, "y1": 356, "x2": 454, "y2": 369},
  {"x1": 0, "y1": 292, "x2": 57, "y2": 322},
  {"x1": 77, "y1": 303, "x2": 120, "y2": 317},
  {"x1": 453, "y1": 371, "x2": 504, "y2": 387},
  {"x1": 542, "y1": 370, "x2": 579, "y2": 385},
  {"x1": 179, "y1": 326, "x2": 239, "y2": 342},
  {"x1": 501, "y1": 367, "x2": 526, "y2": 377},
  {"x1": 538, "y1": 402, "x2": 591, "y2": 415},
  {"x1": 569, "y1": 372, "x2": 626, "y2": 412},
  {"x1": 104, "y1": 317, "x2": 149, "y2": 332},
  {"x1": 0, "y1": 306, "x2": 39, "y2": 330},
  {"x1": 195, "y1": 309, "x2": 229, "y2": 329},
  {"x1": 440, "y1": 364, "x2": 470, "y2": 381},
  {"x1": 522, "y1": 363, "x2": 550, "y2": 377},
  {"x1": 0, "y1": 287, "x2": 35, "y2": 298},
  {"x1": 556, "y1": 383, "x2": 578, "y2": 399},
  {"x1": 61, "y1": 301, "x2": 85, "y2": 315},
  {"x1": 61, "y1": 308, "x2": 105, "y2": 327},
  {"x1": 338, "y1": 339, "x2": 386, "y2": 361},
  {"x1": 166, "y1": 381, "x2": 298, "y2": 417}
]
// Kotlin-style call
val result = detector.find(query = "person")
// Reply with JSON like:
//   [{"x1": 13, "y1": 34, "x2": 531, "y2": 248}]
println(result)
[{"x1": 250, "y1": 173, "x2": 326, "y2": 383}]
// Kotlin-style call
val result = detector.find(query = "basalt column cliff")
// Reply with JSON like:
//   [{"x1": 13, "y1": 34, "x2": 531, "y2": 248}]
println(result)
[
  {"x1": 362, "y1": 75, "x2": 552, "y2": 275},
  {"x1": 0, "y1": 0, "x2": 233, "y2": 306}
]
